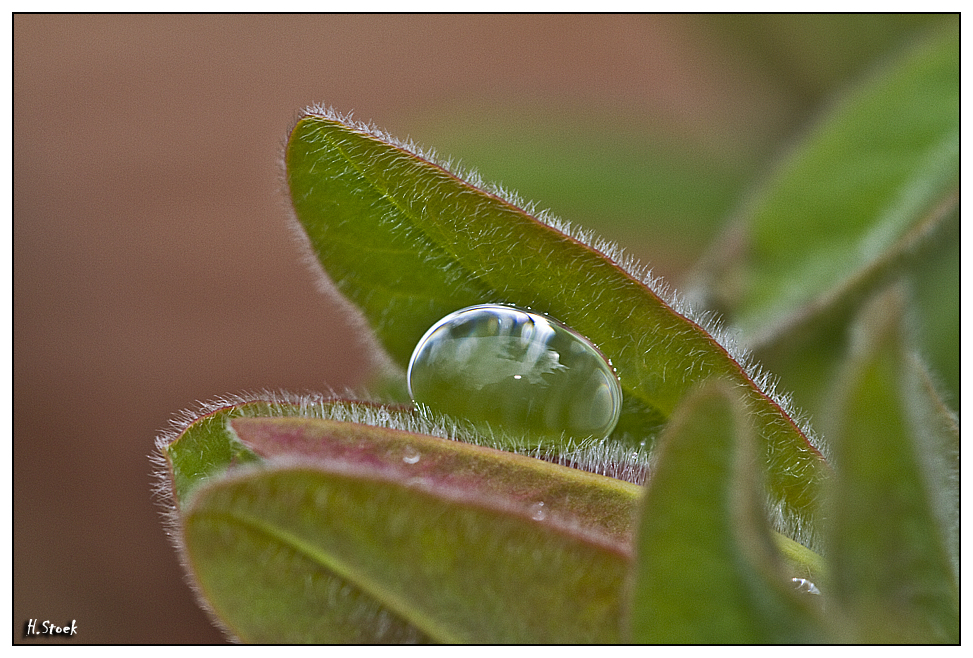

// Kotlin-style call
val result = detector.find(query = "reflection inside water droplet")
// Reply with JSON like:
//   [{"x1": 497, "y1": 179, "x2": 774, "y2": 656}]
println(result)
[
  {"x1": 530, "y1": 501, "x2": 547, "y2": 521},
  {"x1": 791, "y1": 577, "x2": 821, "y2": 595},
  {"x1": 407, "y1": 304, "x2": 622, "y2": 444}
]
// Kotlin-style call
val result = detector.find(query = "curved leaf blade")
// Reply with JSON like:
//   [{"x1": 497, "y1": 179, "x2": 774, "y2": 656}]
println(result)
[
  {"x1": 825, "y1": 286, "x2": 958, "y2": 643},
  {"x1": 184, "y1": 501, "x2": 432, "y2": 643},
  {"x1": 230, "y1": 416, "x2": 640, "y2": 545},
  {"x1": 286, "y1": 109, "x2": 828, "y2": 541},
  {"x1": 183, "y1": 458, "x2": 631, "y2": 644},
  {"x1": 628, "y1": 380, "x2": 824, "y2": 643},
  {"x1": 162, "y1": 401, "x2": 823, "y2": 643},
  {"x1": 157, "y1": 394, "x2": 414, "y2": 507},
  {"x1": 714, "y1": 25, "x2": 958, "y2": 346},
  {"x1": 159, "y1": 398, "x2": 641, "y2": 642}
]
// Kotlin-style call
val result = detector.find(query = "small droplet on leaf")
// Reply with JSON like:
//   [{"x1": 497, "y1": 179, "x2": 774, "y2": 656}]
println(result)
[
  {"x1": 530, "y1": 501, "x2": 547, "y2": 521},
  {"x1": 407, "y1": 304, "x2": 622, "y2": 444},
  {"x1": 402, "y1": 446, "x2": 421, "y2": 464}
]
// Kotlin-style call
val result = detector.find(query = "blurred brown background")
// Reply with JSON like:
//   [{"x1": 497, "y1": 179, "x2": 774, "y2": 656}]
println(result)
[{"x1": 14, "y1": 14, "x2": 946, "y2": 643}]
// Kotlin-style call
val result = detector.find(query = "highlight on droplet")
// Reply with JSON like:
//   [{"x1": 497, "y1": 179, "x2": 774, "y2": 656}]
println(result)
[{"x1": 402, "y1": 446, "x2": 421, "y2": 464}]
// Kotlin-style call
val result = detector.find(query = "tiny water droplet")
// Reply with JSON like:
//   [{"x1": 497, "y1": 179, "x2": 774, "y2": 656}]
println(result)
[
  {"x1": 407, "y1": 304, "x2": 622, "y2": 444},
  {"x1": 402, "y1": 446, "x2": 421, "y2": 464},
  {"x1": 530, "y1": 501, "x2": 547, "y2": 521},
  {"x1": 791, "y1": 577, "x2": 821, "y2": 595}
]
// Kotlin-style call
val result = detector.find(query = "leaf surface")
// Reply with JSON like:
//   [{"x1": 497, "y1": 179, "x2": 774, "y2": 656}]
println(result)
[
  {"x1": 162, "y1": 401, "x2": 822, "y2": 642},
  {"x1": 230, "y1": 416, "x2": 642, "y2": 544},
  {"x1": 286, "y1": 108, "x2": 827, "y2": 539},
  {"x1": 628, "y1": 380, "x2": 823, "y2": 643},
  {"x1": 711, "y1": 25, "x2": 958, "y2": 346},
  {"x1": 825, "y1": 286, "x2": 958, "y2": 643},
  {"x1": 161, "y1": 396, "x2": 362, "y2": 506},
  {"x1": 182, "y1": 444, "x2": 634, "y2": 643}
]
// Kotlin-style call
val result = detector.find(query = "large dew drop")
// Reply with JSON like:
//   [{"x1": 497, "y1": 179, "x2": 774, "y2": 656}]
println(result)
[{"x1": 407, "y1": 304, "x2": 622, "y2": 443}]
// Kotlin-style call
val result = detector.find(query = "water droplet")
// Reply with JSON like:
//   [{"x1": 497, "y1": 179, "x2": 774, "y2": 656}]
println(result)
[
  {"x1": 791, "y1": 577, "x2": 821, "y2": 595},
  {"x1": 530, "y1": 501, "x2": 547, "y2": 521},
  {"x1": 407, "y1": 304, "x2": 622, "y2": 444},
  {"x1": 402, "y1": 446, "x2": 421, "y2": 464}
]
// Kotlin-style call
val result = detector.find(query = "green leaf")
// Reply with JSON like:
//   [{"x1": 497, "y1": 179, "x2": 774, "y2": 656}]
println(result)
[
  {"x1": 901, "y1": 351, "x2": 959, "y2": 577},
  {"x1": 687, "y1": 24, "x2": 959, "y2": 434},
  {"x1": 709, "y1": 25, "x2": 957, "y2": 345},
  {"x1": 161, "y1": 399, "x2": 264, "y2": 506},
  {"x1": 157, "y1": 393, "x2": 420, "y2": 506},
  {"x1": 910, "y1": 222, "x2": 959, "y2": 402},
  {"x1": 229, "y1": 416, "x2": 641, "y2": 545},
  {"x1": 286, "y1": 108, "x2": 827, "y2": 541},
  {"x1": 739, "y1": 214, "x2": 957, "y2": 433},
  {"x1": 825, "y1": 285, "x2": 958, "y2": 643},
  {"x1": 628, "y1": 380, "x2": 824, "y2": 643},
  {"x1": 184, "y1": 486, "x2": 432, "y2": 644},
  {"x1": 181, "y1": 430, "x2": 635, "y2": 643},
  {"x1": 161, "y1": 399, "x2": 822, "y2": 642},
  {"x1": 735, "y1": 209, "x2": 957, "y2": 436}
]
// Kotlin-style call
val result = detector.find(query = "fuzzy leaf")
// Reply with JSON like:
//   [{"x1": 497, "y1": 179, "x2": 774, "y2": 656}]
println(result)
[
  {"x1": 161, "y1": 399, "x2": 823, "y2": 643},
  {"x1": 286, "y1": 108, "x2": 827, "y2": 540},
  {"x1": 703, "y1": 25, "x2": 958, "y2": 347},
  {"x1": 628, "y1": 380, "x2": 824, "y2": 643},
  {"x1": 162, "y1": 400, "x2": 265, "y2": 506},
  {"x1": 160, "y1": 395, "x2": 416, "y2": 506},
  {"x1": 825, "y1": 286, "x2": 958, "y2": 643},
  {"x1": 158, "y1": 394, "x2": 643, "y2": 513},
  {"x1": 159, "y1": 397, "x2": 634, "y2": 642},
  {"x1": 229, "y1": 416, "x2": 641, "y2": 544},
  {"x1": 700, "y1": 14, "x2": 950, "y2": 101},
  {"x1": 181, "y1": 442, "x2": 634, "y2": 643},
  {"x1": 909, "y1": 224, "x2": 959, "y2": 402}
]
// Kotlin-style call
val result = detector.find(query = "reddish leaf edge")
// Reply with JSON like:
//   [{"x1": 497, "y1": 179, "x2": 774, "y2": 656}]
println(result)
[
  {"x1": 150, "y1": 390, "x2": 653, "y2": 565},
  {"x1": 151, "y1": 389, "x2": 823, "y2": 563},
  {"x1": 229, "y1": 415, "x2": 642, "y2": 548},
  {"x1": 150, "y1": 391, "x2": 416, "y2": 642},
  {"x1": 151, "y1": 390, "x2": 654, "y2": 509},
  {"x1": 151, "y1": 390, "x2": 645, "y2": 642}
]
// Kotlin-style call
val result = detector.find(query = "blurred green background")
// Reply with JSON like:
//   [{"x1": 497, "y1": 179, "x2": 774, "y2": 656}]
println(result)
[{"x1": 14, "y1": 14, "x2": 953, "y2": 643}]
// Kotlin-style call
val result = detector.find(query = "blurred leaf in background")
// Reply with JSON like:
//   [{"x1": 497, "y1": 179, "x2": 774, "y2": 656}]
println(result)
[
  {"x1": 695, "y1": 21, "x2": 958, "y2": 418},
  {"x1": 410, "y1": 14, "x2": 958, "y2": 417},
  {"x1": 411, "y1": 15, "x2": 952, "y2": 275}
]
